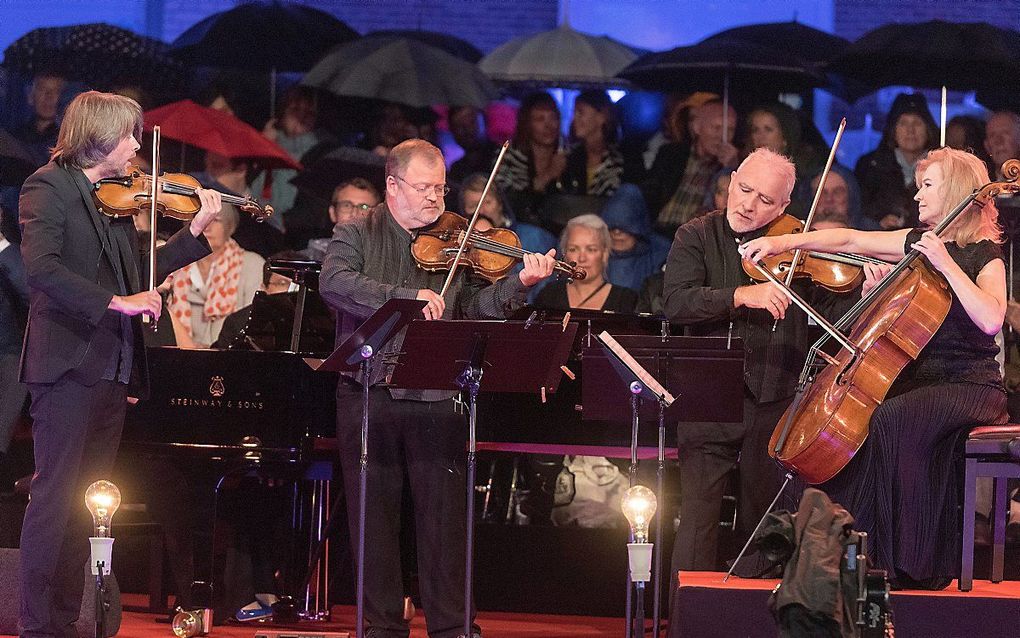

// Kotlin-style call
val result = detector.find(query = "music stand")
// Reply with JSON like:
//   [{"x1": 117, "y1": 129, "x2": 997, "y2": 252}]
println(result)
[
  {"x1": 269, "y1": 258, "x2": 321, "y2": 352},
  {"x1": 582, "y1": 334, "x2": 744, "y2": 638},
  {"x1": 305, "y1": 297, "x2": 426, "y2": 638},
  {"x1": 389, "y1": 319, "x2": 578, "y2": 638}
]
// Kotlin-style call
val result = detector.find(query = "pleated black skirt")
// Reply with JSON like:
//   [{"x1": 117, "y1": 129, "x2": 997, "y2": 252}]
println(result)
[{"x1": 820, "y1": 382, "x2": 1007, "y2": 589}]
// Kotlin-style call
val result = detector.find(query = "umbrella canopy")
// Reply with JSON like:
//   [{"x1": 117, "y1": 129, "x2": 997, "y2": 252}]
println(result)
[
  {"x1": 2, "y1": 23, "x2": 186, "y2": 92},
  {"x1": 478, "y1": 24, "x2": 638, "y2": 89},
  {"x1": 0, "y1": 127, "x2": 37, "y2": 186},
  {"x1": 619, "y1": 36, "x2": 825, "y2": 94},
  {"x1": 302, "y1": 36, "x2": 500, "y2": 108},
  {"x1": 828, "y1": 20, "x2": 1020, "y2": 98},
  {"x1": 143, "y1": 100, "x2": 301, "y2": 169},
  {"x1": 290, "y1": 146, "x2": 386, "y2": 202},
  {"x1": 369, "y1": 29, "x2": 483, "y2": 63},
  {"x1": 170, "y1": 0, "x2": 359, "y2": 72},
  {"x1": 701, "y1": 21, "x2": 850, "y2": 67}
]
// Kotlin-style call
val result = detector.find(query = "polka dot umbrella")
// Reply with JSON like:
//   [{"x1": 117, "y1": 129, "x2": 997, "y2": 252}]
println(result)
[{"x1": 2, "y1": 23, "x2": 186, "y2": 93}]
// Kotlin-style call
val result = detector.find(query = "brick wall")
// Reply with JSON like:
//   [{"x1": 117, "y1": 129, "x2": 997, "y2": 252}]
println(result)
[
  {"x1": 160, "y1": 0, "x2": 558, "y2": 54},
  {"x1": 834, "y1": 0, "x2": 1020, "y2": 40}
]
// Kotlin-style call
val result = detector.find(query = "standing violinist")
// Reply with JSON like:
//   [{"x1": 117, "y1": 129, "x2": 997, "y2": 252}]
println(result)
[
  {"x1": 662, "y1": 147, "x2": 855, "y2": 575},
  {"x1": 319, "y1": 139, "x2": 556, "y2": 638},
  {"x1": 740, "y1": 147, "x2": 1007, "y2": 589},
  {"x1": 17, "y1": 90, "x2": 222, "y2": 638}
]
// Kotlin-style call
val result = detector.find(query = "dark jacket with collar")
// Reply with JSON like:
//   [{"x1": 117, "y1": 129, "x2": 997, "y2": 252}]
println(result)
[{"x1": 18, "y1": 160, "x2": 209, "y2": 394}]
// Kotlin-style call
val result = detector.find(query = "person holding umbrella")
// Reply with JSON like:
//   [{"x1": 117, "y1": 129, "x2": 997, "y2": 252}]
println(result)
[
  {"x1": 855, "y1": 92, "x2": 939, "y2": 230},
  {"x1": 13, "y1": 71, "x2": 67, "y2": 167}
]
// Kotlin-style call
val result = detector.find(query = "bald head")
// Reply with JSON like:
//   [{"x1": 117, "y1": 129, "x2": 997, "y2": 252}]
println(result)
[{"x1": 985, "y1": 111, "x2": 1020, "y2": 171}]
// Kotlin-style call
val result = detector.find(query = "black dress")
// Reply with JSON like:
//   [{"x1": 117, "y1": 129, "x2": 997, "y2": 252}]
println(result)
[
  {"x1": 821, "y1": 230, "x2": 1007, "y2": 589},
  {"x1": 533, "y1": 279, "x2": 638, "y2": 313}
]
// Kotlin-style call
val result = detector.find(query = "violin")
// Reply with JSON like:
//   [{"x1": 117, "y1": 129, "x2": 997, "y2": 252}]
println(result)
[
  {"x1": 412, "y1": 211, "x2": 586, "y2": 283},
  {"x1": 92, "y1": 165, "x2": 272, "y2": 222},
  {"x1": 741, "y1": 214, "x2": 889, "y2": 293}
]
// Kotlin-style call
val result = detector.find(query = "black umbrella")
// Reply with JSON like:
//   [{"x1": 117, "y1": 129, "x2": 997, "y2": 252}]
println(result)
[
  {"x1": 828, "y1": 20, "x2": 1020, "y2": 98},
  {"x1": 0, "y1": 127, "x2": 36, "y2": 186},
  {"x1": 2, "y1": 23, "x2": 186, "y2": 92},
  {"x1": 702, "y1": 21, "x2": 850, "y2": 67},
  {"x1": 302, "y1": 36, "x2": 500, "y2": 109},
  {"x1": 620, "y1": 37, "x2": 825, "y2": 142},
  {"x1": 170, "y1": 1, "x2": 359, "y2": 72},
  {"x1": 619, "y1": 36, "x2": 826, "y2": 95},
  {"x1": 369, "y1": 30, "x2": 483, "y2": 63}
]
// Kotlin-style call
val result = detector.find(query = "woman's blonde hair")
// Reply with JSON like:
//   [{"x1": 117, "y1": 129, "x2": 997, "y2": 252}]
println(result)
[
  {"x1": 915, "y1": 147, "x2": 1002, "y2": 245},
  {"x1": 51, "y1": 91, "x2": 142, "y2": 169}
]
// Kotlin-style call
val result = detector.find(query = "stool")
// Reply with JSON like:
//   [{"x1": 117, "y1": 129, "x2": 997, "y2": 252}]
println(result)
[{"x1": 959, "y1": 424, "x2": 1020, "y2": 591}]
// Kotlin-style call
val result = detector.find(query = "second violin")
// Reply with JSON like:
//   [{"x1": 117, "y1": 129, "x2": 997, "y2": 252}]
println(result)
[{"x1": 412, "y1": 212, "x2": 585, "y2": 283}]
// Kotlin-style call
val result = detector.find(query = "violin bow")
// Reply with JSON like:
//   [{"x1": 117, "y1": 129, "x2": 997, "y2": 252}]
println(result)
[
  {"x1": 438, "y1": 141, "x2": 510, "y2": 298},
  {"x1": 769, "y1": 118, "x2": 846, "y2": 332},
  {"x1": 145, "y1": 126, "x2": 161, "y2": 330}
]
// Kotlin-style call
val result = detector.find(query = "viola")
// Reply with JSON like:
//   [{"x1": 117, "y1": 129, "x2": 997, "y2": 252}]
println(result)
[
  {"x1": 92, "y1": 165, "x2": 272, "y2": 222},
  {"x1": 412, "y1": 211, "x2": 585, "y2": 283},
  {"x1": 741, "y1": 214, "x2": 889, "y2": 293}
]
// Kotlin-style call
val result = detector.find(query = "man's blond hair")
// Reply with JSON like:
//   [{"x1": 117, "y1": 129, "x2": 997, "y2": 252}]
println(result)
[{"x1": 51, "y1": 91, "x2": 142, "y2": 169}]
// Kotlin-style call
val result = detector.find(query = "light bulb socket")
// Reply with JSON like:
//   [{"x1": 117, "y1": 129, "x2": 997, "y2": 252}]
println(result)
[
  {"x1": 89, "y1": 537, "x2": 114, "y2": 575},
  {"x1": 628, "y1": 542, "x2": 653, "y2": 582}
]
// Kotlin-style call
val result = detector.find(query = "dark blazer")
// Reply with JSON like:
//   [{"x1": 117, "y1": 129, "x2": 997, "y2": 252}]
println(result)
[
  {"x1": 0, "y1": 239, "x2": 29, "y2": 355},
  {"x1": 18, "y1": 160, "x2": 209, "y2": 393}
]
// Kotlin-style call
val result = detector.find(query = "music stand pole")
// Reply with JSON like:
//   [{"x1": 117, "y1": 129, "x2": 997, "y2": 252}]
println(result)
[
  {"x1": 457, "y1": 334, "x2": 486, "y2": 638},
  {"x1": 355, "y1": 350, "x2": 373, "y2": 638},
  {"x1": 625, "y1": 385, "x2": 641, "y2": 638},
  {"x1": 652, "y1": 401, "x2": 665, "y2": 638}
]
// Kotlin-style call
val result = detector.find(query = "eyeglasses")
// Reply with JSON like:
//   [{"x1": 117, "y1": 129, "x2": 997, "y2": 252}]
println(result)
[
  {"x1": 332, "y1": 200, "x2": 374, "y2": 212},
  {"x1": 393, "y1": 174, "x2": 450, "y2": 197}
]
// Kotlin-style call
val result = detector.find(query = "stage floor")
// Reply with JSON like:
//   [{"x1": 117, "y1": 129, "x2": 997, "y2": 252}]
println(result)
[
  {"x1": 672, "y1": 571, "x2": 1020, "y2": 638},
  {"x1": 1, "y1": 598, "x2": 627, "y2": 638}
]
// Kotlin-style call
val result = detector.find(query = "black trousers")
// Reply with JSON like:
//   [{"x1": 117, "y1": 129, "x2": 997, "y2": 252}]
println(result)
[
  {"x1": 671, "y1": 391, "x2": 793, "y2": 572},
  {"x1": 336, "y1": 384, "x2": 475, "y2": 638},
  {"x1": 20, "y1": 377, "x2": 126, "y2": 638}
]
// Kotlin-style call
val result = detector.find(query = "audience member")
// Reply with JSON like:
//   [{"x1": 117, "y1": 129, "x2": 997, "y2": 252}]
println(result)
[
  {"x1": 645, "y1": 99, "x2": 739, "y2": 235},
  {"x1": 534, "y1": 214, "x2": 637, "y2": 313},
  {"x1": 855, "y1": 92, "x2": 938, "y2": 229},
  {"x1": 250, "y1": 86, "x2": 331, "y2": 231},
  {"x1": 561, "y1": 90, "x2": 628, "y2": 197},
  {"x1": 796, "y1": 165, "x2": 876, "y2": 231},
  {"x1": 447, "y1": 105, "x2": 499, "y2": 185},
  {"x1": 163, "y1": 206, "x2": 265, "y2": 349},
  {"x1": 599, "y1": 184, "x2": 670, "y2": 292},
  {"x1": 496, "y1": 91, "x2": 567, "y2": 222},
  {"x1": 13, "y1": 71, "x2": 66, "y2": 166},
  {"x1": 984, "y1": 111, "x2": 1020, "y2": 179},
  {"x1": 305, "y1": 178, "x2": 382, "y2": 260}
]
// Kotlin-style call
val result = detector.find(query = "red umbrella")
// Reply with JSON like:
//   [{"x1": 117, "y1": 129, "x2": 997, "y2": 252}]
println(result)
[{"x1": 142, "y1": 100, "x2": 301, "y2": 170}]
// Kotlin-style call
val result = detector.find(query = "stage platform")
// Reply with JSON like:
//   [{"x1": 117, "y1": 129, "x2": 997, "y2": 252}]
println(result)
[
  {"x1": 670, "y1": 571, "x2": 1020, "y2": 638},
  {"x1": 0, "y1": 596, "x2": 626, "y2": 638}
]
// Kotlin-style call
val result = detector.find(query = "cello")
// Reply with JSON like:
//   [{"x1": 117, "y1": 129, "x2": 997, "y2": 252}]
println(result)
[{"x1": 751, "y1": 159, "x2": 1020, "y2": 485}]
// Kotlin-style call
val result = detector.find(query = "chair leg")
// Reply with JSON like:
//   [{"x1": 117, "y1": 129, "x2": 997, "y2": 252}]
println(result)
[
  {"x1": 148, "y1": 530, "x2": 165, "y2": 613},
  {"x1": 992, "y1": 476, "x2": 1008, "y2": 583},
  {"x1": 960, "y1": 457, "x2": 977, "y2": 591}
]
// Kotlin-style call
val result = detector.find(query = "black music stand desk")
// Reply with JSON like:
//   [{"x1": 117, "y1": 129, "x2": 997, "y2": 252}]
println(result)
[
  {"x1": 305, "y1": 297, "x2": 426, "y2": 637},
  {"x1": 389, "y1": 318, "x2": 577, "y2": 638}
]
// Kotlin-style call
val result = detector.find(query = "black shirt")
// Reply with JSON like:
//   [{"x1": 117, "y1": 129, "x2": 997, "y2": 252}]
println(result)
[
  {"x1": 534, "y1": 279, "x2": 638, "y2": 313},
  {"x1": 896, "y1": 229, "x2": 1004, "y2": 391},
  {"x1": 662, "y1": 210, "x2": 856, "y2": 403}
]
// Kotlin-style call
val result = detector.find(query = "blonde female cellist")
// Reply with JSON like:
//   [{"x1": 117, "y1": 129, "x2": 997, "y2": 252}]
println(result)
[{"x1": 740, "y1": 147, "x2": 1008, "y2": 590}]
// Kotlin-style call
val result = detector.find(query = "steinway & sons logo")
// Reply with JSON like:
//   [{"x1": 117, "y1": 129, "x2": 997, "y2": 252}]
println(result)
[
  {"x1": 209, "y1": 375, "x2": 225, "y2": 397},
  {"x1": 166, "y1": 374, "x2": 265, "y2": 410}
]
